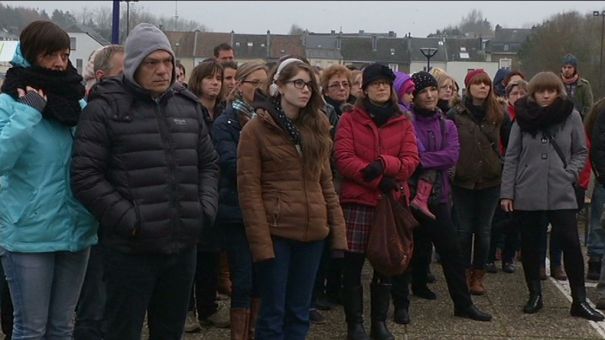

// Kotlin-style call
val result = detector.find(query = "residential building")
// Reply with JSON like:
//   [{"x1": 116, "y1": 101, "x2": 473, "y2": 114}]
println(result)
[{"x1": 65, "y1": 23, "x2": 110, "y2": 75}]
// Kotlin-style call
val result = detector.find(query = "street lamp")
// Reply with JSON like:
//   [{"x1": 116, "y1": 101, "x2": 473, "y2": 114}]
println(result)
[
  {"x1": 124, "y1": 0, "x2": 139, "y2": 37},
  {"x1": 419, "y1": 47, "x2": 438, "y2": 72},
  {"x1": 593, "y1": 10, "x2": 605, "y2": 95}
]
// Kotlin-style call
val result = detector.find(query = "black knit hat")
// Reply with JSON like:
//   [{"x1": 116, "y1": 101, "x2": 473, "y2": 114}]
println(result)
[
  {"x1": 411, "y1": 71, "x2": 438, "y2": 96},
  {"x1": 362, "y1": 63, "x2": 395, "y2": 90},
  {"x1": 562, "y1": 53, "x2": 578, "y2": 68}
]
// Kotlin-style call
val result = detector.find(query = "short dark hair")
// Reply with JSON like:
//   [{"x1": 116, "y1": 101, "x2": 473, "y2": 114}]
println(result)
[
  {"x1": 213, "y1": 43, "x2": 233, "y2": 58},
  {"x1": 176, "y1": 62, "x2": 186, "y2": 76},
  {"x1": 221, "y1": 60, "x2": 238, "y2": 70},
  {"x1": 20, "y1": 20, "x2": 70, "y2": 66}
]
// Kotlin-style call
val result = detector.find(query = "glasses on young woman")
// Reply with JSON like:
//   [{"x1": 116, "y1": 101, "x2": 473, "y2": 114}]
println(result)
[{"x1": 287, "y1": 79, "x2": 314, "y2": 91}]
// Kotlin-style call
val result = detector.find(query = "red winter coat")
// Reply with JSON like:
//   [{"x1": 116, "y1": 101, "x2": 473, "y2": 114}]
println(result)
[{"x1": 334, "y1": 106, "x2": 420, "y2": 206}]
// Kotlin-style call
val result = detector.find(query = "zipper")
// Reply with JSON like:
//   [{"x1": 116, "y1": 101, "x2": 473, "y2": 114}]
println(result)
[{"x1": 154, "y1": 99, "x2": 178, "y2": 250}]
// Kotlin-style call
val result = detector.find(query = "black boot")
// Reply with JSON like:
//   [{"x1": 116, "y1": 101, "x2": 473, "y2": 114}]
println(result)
[
  {"x1": 344, "y1": 286, "x2": 370, "y2": 340},
  {"x1": 587, "y1": 258, "x2": 602, "y2": 281},
  {"x1": 411, "y1": 284, "x2": 436, "y2": 300},
  {"x1": 370, "y1": 283, "x2": 394, "y2": 340},
  {"x1": 570, "y1": 286, "x2": 605, "y2": 321},
  {"x1": 523, "y1": 280, "x2": 543, "y2": 314},
  {"x1": 454, "y1": 304, "x2": 492, "y2": 321},
  {"x1": 393, "y1": 304, "x2": 410, "y2": 325}
]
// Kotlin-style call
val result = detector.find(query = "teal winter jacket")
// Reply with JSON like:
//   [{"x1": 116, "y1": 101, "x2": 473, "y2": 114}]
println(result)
[{"x1": 0, "y1": 46, "x2": 97, "y2": 253}]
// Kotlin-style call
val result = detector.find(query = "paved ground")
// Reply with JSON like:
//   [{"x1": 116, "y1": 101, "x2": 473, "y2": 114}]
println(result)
[{"x1": 183, "y1": 211, "x2": 605, "y2": 340}]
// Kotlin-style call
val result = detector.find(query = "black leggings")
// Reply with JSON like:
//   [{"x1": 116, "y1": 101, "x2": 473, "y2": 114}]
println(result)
[
  {"x1": 342, "y1": 252, "x2": 390, "y2": 288},
  {"x1": 516, "y1": 210, "x2": 584, "y2": 291}
]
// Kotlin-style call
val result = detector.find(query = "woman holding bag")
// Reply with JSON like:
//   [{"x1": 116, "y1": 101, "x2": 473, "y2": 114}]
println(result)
[{"x1": 334, "y1": 63, "x2": 419, "y2": 340}]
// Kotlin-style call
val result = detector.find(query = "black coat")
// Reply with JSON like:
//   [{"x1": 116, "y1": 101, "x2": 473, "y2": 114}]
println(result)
[
  {"x1": 212, "y1": 106, "x2": 244, "y2": 225},
  {"x1": 71, "y1": 77, "x2": 219, "y2": 254}
]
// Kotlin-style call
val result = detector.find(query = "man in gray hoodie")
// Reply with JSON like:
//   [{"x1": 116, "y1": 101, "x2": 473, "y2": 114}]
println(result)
[{"x1": 71, "y1": 23, "x2": 219, "y2": 340}]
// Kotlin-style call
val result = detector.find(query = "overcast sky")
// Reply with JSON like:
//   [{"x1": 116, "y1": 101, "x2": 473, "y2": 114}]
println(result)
[{"x1": 4, "y1": 1, "x2": 604, "y2": 37}]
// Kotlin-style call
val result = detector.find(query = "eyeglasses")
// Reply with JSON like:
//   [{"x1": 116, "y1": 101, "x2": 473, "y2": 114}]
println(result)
[
  {"x1": 368, "y1": 80, "x2": 390, "y2": 88},
  {"x1": 242, "y1": 80, "x2": 264, "y2": 87},
  {"x1": 327, "y1": 81, "x2": 350, "y2": 89},
  {"x1": 287, "y1": 79, "x2": 314, "y2": 91},
  {"x1": 440, "y1": 85, "x2": 455, "y2": 90}
]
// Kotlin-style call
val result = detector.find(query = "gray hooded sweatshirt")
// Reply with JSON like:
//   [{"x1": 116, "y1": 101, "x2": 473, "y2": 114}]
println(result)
[{"x1": 124, "y1": 23, "x2": 176, "y2": 92}]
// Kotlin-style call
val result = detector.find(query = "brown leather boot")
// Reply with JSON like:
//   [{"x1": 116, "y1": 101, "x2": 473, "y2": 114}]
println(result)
[
  {"x1": 248, "y1": 298, "x2": 261, "y2": 340},
  {"x1": 470, "y1": 269, "x2": 486, "y2": 295},
  {"x1": 465, "y1": 269, "x2": 472, "y2": 290},
  {"x1": 551, "y1": 265, "x2": 567, "y2": 281},
  {"x1": 230, "y1": 308, "x2": 249, "y2": 340},
  {"x1": 218, "y1": 251, "x2": 232, "y2": 296}
]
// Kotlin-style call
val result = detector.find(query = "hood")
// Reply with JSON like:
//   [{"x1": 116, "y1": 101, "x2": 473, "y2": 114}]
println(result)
[
  {"x1": 123, "y1": 23, "x2": 175, "y2": 91},
  {"x1": 10, "y1": 43, "x2": 32, "y2": 68},
  {"x1": 393, "y1": 71, "x2": 411, "y2": 96},
  {"x1": 493, "y1": 68, "x2": 511, "y2": 97}
]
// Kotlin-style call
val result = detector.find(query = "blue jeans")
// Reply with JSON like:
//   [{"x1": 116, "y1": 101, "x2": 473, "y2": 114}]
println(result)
[
  {"x1": 223, "y1": 223, "x2": 258, "y2": 308},
  {"x1": 452, "y1": 186, "x2": 499, "y2": 269},
  {"x1": 74, "y1": 244, "x2": 106, "y2": 340},
  {"x1": 0, "y1": 247, "x2": 90, "y2": 340},
  {"x1": 588, "y1": 186, "x2": 605, "y2": 258},
  {"x1": 255, "y1": 237, "x2": 324, "y2": 340},
  {"x1": 103, "y1": 246, "x2": 196, "y2": 340}
]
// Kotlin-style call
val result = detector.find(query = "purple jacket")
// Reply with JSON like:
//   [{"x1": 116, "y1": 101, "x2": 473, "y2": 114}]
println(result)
[{"x1": 411, "y1": 109, "x2": 460, "y2": 203}]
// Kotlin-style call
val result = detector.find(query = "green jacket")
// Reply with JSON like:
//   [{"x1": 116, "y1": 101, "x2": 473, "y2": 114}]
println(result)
[{"x1": 570, "y1": 77, "x2": 593, "y2": 118}]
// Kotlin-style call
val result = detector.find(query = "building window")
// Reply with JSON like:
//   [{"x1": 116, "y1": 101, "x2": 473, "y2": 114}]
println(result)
[
  {"x1": 235, "y1": 42, "x2": 240, "y2": 47},
  {"x1": 247, "y1": 42, "x2": 253, "y2": 47},
  {"x1": 390, "y1": 48, "x2": 395, "y2": 56},
  {"x1": 504, "y1": 44, "x2": 509, "y2": 52},
  {"x1": 70, "y1": 37, "x2": 76, "y2": 50},
  {"x1": 499, "y1": 58, "x2": 512, "y2": 69},
  {"x1": 388, "y1": 63, "x2": 398, "y2": 72}
]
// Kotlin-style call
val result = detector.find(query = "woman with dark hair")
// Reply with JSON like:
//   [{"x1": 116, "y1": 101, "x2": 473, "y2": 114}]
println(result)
[
  {"x1": 501, "y1": 71, "x2": 603, "y2": 321},
  {"x1": 391, "y1": 71, "x2": 492, "y2": 326},
  {"x1": 334, "y1": 63, "x2": 419, "y2": 340},
  {"x1": 0, "y1": 20, "x2": 97, "y2": 339},
  {"x1": 448, "y1": 69, "x2": 504, "y2": 296},
  {"x1": 213, "y1": 61, "x2": 268, "y2": 339},
  {"x1": 237, "y1": 58, "x2": 347, "y2": 339},
  {"x1": 189, "y1": 59, "x2": 225, "y2": 126}
]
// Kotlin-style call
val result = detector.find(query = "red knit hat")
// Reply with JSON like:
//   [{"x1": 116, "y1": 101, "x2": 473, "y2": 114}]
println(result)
[{"x1": 464, "y1": 69, "x2": 488, "y2": 89}]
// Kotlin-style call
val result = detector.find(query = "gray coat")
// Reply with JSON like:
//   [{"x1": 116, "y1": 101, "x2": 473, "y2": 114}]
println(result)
[{"x1": 500, "y1": 111, "x2": 587, "y2": 211}]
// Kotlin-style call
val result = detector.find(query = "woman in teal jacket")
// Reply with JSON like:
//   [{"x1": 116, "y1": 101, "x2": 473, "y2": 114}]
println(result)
[{"x1": 0, "y1": 21, "x2": 97, "y2": 339}]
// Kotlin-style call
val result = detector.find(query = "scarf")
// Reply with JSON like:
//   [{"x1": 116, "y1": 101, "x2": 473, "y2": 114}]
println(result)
[
  {"x1": 515, "y1": 96, "x2": 574, "y2": 137},
  {"x1": 464, "y1": 96, "x2": 487, "y2": 123},
  {"x1": 271, "y1": 96, "x2": 303, "y2": 154},
  {"x1": 561, "y1": 73, "x2": 579, "y2": 85},
  {"x1": 324, "y1": 95, "x2": 346, "y2": 117},
  {"x1": 232, "y1": 98, "x2": 255, "y2": 118},
  {"x1": 363, "y1": 98, "x2": 398, "y2": 127},
  {"x1": 1, "y1": 62, "x2": 84, "y2": 127},
  {"x1": 414, "y1": 106, "x2": 438, "y2": 118},
  {"x1": 437, "y1": 99, "x2": 450, "y2": 114}
]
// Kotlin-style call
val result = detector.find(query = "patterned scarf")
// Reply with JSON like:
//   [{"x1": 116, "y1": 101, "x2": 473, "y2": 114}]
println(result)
[
  {"x1": 271, "y1": 96, "x2": 303, "y2": 154},
  {"x1": 232, "y1": 98, "x2": 255, "y2": 119}
]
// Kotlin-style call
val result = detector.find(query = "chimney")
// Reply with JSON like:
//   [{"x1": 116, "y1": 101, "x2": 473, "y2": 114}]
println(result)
[
  {"x1": 266, "y1": 30, "x2": 271, "y2": 59},
  {"x1": 331, "y1": 29, "x2": 335, "y2": 35},
  {"x1": 230, "y1": 30, "x2": 235, "y2": 47},
  {"x1": 193, "y1": 30, "x2": 199, "y2": 58},
  {"x1": 372, "y1": 35, "x2": 377, "y2": 51}
]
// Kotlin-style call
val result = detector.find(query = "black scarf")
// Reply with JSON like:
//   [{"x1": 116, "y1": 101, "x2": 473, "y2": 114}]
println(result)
[
  {"x1": 414, "y1": 106, "x2": 438, "y2": 118},
  {"x1": 1, "y1": 62, "x2": 85, "y2": 127},
  {"x1": 363, "y1": 98, "x2": 398, "y2": 127},
  {"x1": 271, "y1": 96, "x2": 303, "y2": 153},
  {"x1": 515, "y1": 96, "x2": 574, "y2": 137},
  {"x1": 464, "y1": 96, "x2": 487, "y2": 123},
  {"x1": 437, "y1": 99, "x2": 450, "y2": 114},
  {"x1": 324, "y1": 95, "x2": 346, "y2": 117}
]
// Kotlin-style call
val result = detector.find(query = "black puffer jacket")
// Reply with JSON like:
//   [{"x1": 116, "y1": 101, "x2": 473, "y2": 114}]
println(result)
[{"x1": 71, "y1": 77, "x2": 219, "y2": 254}]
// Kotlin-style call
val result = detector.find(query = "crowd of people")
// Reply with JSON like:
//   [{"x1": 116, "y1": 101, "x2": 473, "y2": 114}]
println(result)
[{"x1": 1, "y1": 20, "x2": 605, "y2": 340}]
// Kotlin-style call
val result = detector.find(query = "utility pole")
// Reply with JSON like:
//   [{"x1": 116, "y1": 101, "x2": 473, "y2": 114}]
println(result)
[
  {"x1": 595, "y1": 10, "x2": 605, "y2": 96},
  {"x1": 112, "y1": 0, "x2": 120, "y2": 44}
]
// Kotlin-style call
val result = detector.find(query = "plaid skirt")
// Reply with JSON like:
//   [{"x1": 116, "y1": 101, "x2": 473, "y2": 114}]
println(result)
[{"x1": 342, "y1": 203, "x2": 376, "y2": 253}]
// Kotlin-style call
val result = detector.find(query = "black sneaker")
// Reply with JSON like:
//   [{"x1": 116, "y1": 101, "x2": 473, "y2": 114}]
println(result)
[
  {"x1": 309, "y1": 309, "x2": 326, "y2": 324},
  {"x1": 485, "y1": 262, "x2": 498, "y2": 273}
]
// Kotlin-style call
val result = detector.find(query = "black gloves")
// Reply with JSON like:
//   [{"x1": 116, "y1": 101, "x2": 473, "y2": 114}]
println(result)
[
  {"x1": 19, "y1": 90, "x2": 46, "y2": 113},
  {"x1": 361, "y1": 160, "x2": 384, "y2": 182},
  {"x1": 379, "y1": 176, "x2": 399, "y2": 193}
]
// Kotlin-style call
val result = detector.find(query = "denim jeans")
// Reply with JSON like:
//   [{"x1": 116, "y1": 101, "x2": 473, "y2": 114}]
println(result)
[
  {"x1": 74, "y1": 244, "x2": 106, "y2": 340},
  {"x1": 223, "y1": 223, "x2": 257, "y2": 309},
  {"x1": 588, "y1": 186, "x2": 605, "y2": 258},
  {"x1": 0, "y1": 247, "x2": 90, "y2": 340},
  {"x1": 103, "y1": 246, "x2": 196, "y2": 340},
  {"x1": 452, "y1": 186, "x2": 499, "y2": 269},
  {"x1": 193, "y1": 250, "x2": 219, "y2": 319},
  {"x1": 255, "y1": 237, "x2": 324, "y2": 340}
]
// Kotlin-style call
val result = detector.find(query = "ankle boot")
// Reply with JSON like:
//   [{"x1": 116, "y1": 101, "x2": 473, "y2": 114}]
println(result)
[
  {"x1": 370, "y1": 283, "x2": 394, "y2": 340},
  {"x1": 218, "y1": 252, "x2": 232, "y2": 296},
  {"x1": 230, "y1": 308, "x2": 249, "y2": 340},
  {"x1": 550, "y1": 265, "x2": 567, "y2": 281},
  {"x1": 393, "y1": 304, "x2": 410, "y2": 325},
  {"x1": 587, "y1": 258, "x2": 602, "y2": 281},
  {"x1": 570, "y1": 286, "x2": 605, "y2": 321},
  {"x1": 410, "y1": 179, "x2": 436, "y2": 220},
  {"x1": 523, "y1": 280, "x2": 543, "y2": 314},
  {"x1": 344, "y1": 286, "x2": 370, "y2": 340},
  {"x1": 411, "y1": 284, "x2": 436, "y2": 300},
  {"x1": 248, "y1": 298, "x2": 261, "y2": 340},
  {"x1": 454, "y1": 304, "x2": 492, "y2": 321},
  {"x1": 469, "y1": 269, "x2": 486, "y2": 295}
]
